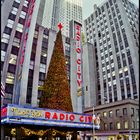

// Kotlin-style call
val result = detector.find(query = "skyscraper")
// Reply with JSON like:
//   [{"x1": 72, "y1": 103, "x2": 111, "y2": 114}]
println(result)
[
  {"x1": 44, "y1": 0, "x2": 83, "y2": 37},
  {"x1": 82, "y1": 0, "x2": 139, "y2": 139},
  {"x1": 84, "y1": 0, "x2": 139, "y2": 106},
  {"x1": 1, "y1": 0, "x2": 71, "y2": 107}
]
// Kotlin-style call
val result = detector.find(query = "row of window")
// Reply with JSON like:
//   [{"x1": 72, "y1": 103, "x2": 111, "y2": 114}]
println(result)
[
  {"x1": 103, "y1": 120, "x2": 139, "y2": 130},
  {"x1": 100, "y1": 107, "x2": 139, "y2": 118}
]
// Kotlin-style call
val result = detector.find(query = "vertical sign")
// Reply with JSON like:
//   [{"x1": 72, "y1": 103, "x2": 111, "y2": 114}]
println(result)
[
  {"x1": 74, "y1": 22, "x2": 83, "y2": 113},
  {"x1": 19, "y1": 0, "x2": 35, "y2": 67},
  {"x1": 75, "y1": 23, "x2": 82, "y2": 97},
  {"x1": 70, "y1": 20, "x2": 83, "y2": 112}
]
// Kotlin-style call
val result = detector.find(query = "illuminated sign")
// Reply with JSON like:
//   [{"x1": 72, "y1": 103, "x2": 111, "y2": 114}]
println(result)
[
  {"x1": 74, "y1": 23, "x2": 82, "y2": 97},
  {"x1": 1, "y1": 107, "x2": 7, "y2": 118},
  {"x1": 20, "y1": 0, "x2": 35, "y2": 65},
  {"x1": 8, "y1": 106, "x2": 92, "y2": 124},
  {"x1": 1, "y1": 104, "x2": 100, "y2": 129}
]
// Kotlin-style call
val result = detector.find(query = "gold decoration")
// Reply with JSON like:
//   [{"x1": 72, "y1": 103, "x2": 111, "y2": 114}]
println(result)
[
  {"x1": 21, "y1": 127, "x2": 50, "y2": 137},
  {"x1": 52, "y1": 130, "x2": 56, "y2": 136},
  {"x1": 51, "y1": 129, "x2": 73, "y2": 136},
  {"x1": 21, "y1": 127, "x2": 73, "y2": 137},
  {"x1": 77, "y1": 88, "x2": 82, "y2": 97},
  {"x1": 11, "y1": 128, "x2": 16, "y2": 136}
]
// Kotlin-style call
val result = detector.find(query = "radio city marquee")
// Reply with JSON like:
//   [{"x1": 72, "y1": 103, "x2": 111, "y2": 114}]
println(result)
[{"x1": 1, "y1": 104, "x2": 100, "y2": 129}]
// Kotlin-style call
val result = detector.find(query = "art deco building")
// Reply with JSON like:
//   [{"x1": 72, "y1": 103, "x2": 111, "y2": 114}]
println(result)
[
  {"x1": 82, "y1": 0, "x2": 139, "y2": 139},
  {"x1": 83, "y1": 0, "x2": 139, "y2": 107},
  {"x1": 1, "y1": 0, "x2": 71, "y2": 107},
  {"x1": 44, "y1": 0, "x2": 83, "y2": 37}
]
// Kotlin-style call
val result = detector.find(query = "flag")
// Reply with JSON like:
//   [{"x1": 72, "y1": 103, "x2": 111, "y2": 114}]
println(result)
[{"x1": 1, "y1": 82, "x2": 5, "y2": 97}]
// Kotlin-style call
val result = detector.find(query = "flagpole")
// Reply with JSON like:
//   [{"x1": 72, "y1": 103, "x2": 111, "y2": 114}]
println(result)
[
  {"x1": 1, "y1": 97, "x2": 3, "y2": 107},
  {"x1": 93, "y1": 105, "x2": 95, "y2": 140}
]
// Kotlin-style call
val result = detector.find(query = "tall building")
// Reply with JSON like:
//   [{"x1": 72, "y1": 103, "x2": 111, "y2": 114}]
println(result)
[
  {"x1": 70, "y1": 20, "x2": 84, "y2": 113},
  {"x1": 44, "y1": 0, "x2": 83, "y2": 37},
  {"x1": 84, "y1": 0, "x2": 139, "y2": 107},
  {"x1": 1, "y1": 0, "x2": 71, "y2": 107},
  {"x1": 82, "y1": 0, "x2": 139, "y2": 139}
]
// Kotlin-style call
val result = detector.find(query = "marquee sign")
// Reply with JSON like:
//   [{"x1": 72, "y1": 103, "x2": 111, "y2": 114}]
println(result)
[{"x1": 1, "y1": 104, "x2": 100, "y2": 129}]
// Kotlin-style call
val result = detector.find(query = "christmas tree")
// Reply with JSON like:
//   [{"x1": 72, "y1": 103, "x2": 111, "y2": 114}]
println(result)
[{"x1": 39, "y1": 25, "x2": 73, "y2": 112}]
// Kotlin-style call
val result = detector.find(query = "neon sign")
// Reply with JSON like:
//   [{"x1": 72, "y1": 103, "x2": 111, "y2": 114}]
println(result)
[
  {"x1": 20, "y1": 0, "x2": 35, "y2": 65},
  {"x1": 1, "y1": 107, "x2": 7, "y2": 118},
  {"x1": 9, "y1": 106, "x2": 92, "y2": 124},
  {"x1": 75, "y1": 23, "x2": 82, "y2": 97},
  {"x1": 1, "y1": 104, "x2": 100, "y2": 129}
]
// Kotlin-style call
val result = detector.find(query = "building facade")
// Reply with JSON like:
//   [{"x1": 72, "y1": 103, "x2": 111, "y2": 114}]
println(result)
[
  {"x1": 83, "y1": 0, "x2": 139, "y2": 107},
  {"x1": 1, "y1": 0, "x2": 71, "y2": 107},
  {"x1": 83, "y1": 99, "x2": 139, "y2": 140},
  {"x1": 42, "y1": 0, "x2": 83, "y2": 37},
  {"x1": 82, "y1": 0, "x2": 139, "y2": 139}
]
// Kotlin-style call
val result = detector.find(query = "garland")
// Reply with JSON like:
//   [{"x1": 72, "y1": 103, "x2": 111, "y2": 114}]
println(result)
[
  {"x1": 11, "y1": 128, "x2": 16, "y2": 136},
  {"x1": 16, "y1": 127, "x2": 74, "y2": 137},
  {"x1": 21, "y1": 127, "x2": 50, "y2": 137}
]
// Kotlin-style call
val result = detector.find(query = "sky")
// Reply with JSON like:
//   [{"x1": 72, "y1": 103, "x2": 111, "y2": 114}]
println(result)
[{"x1": 82, "y1": 0, "x2": 139, "y2": 19}]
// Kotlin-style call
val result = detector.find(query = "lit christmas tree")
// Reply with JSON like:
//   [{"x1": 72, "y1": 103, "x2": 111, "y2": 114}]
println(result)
[{"x1": 39, "y1": 23, "x2": 73, "y2": 112}]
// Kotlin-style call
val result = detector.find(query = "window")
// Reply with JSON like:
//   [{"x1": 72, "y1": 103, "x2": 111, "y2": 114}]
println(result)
[
  {"x1": 132, "y1": 121, "x2": 135, "y2": 129},
  {"x1": 131, "y1": 108, "x2": 134, "y2": 116},
  {"x1": 128, "y1": 56, "x2": 132, "y2": 64},
  {"x1": 11, "y1": 7, "x2": 18, "y2": 15},
  {"x1": 40, "y1": 56, "x2": 47, "y2": 64},
  {"x1": 109, "y1": 122, "x2": 113, "y2": 130},
  {"x1": 15, "y1": 31, "x2": 22, "y2": 39},
  {"x1": 136, "y1": 120, "x2": 139, "y2": 129},
  {"x1": 116, "y1": 109, "x2": 120, "y2": 117},
  {"x1": 116, "y1": 122, "x2": 121, "y2": 129},
  {"x1": 116, "y1": 8, "x2": 120, "y2": 13},
  {"x1": 86, "y1": 86, "x2": 88, "y2": 91},
  {"x1": 109, "y1": 110, "x2": 113, "y2": 117},
  {"x1": 124, "y1": 121, "x2": 128, "y2": 129},
  {"x1": 109, "y1": 0, "x2": 113, "y2": 5},
  {"x1": 6, "y1": 72, "x2": 15, "y2": 84},
  {"x1": 124, "y1": 37, "x2": 129, "y2": 48},
  {"x1": 8, "y1": 13, "x2": 16, "y2": 21},
  {"x1": 123, "y1": 108, "x2": 127, "y2": 115},
  {"x1": 101, "y1": 6, "x2": 104, "y2": 12},
  {"x1": 20, "y1": 11, "x2": 26, "y2": 19},
  {"x1": 39, "y1": 72, "x2": 45, "y2": 81},
  {"x1": 4, "y1": 27, "x2": 12, "y2": 35},
  {"x1": 19, "y1": 17, "x2": 25, "y2": 25},
  {"x1": 104, "y1": 123, "x2": 107, "y2": 130},
  {"x1": 136, "y1": 109, "x2": 139, "y2": 116},
  {"x1": 16, "y1": 23, "x2": 23, "y2": 32},
  {"x1": 118, "y1": 15, "x2": 121, "y2": 19},
  {"x1": 103, "y1": 112, "x2": 107, "y2": 117},
  {"x1": 13, "y1": 1, "x2": 20, "y2": 8},
  {"x1": 119, "y1": 73, "x2": 123, "y2": 78},
  {"x1": 125, "y1": 77, "x2": 129, "y2": 85},
  {"x1": 120, "y1": 20, "x2": 123, "y2": 26},
  {"x1": 8, "y1": 64, "x2": 16, "y2": 74},
  {"x1": 123, "y1": 60, "x2": 127, "y2": 66},
  {"x1": 106, "y1": 3, "x2": 109, "y2": 8}
]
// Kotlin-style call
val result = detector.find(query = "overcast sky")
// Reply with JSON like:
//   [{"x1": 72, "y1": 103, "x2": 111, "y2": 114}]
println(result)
[{"x1": 82, "y1": 0, "x2": 139, "y2": 19}]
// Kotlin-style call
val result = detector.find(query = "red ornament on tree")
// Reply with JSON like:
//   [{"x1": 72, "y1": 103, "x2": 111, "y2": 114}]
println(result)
[{"x1": 58, "y1": 23, "x2": 63, "y2": 30}]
